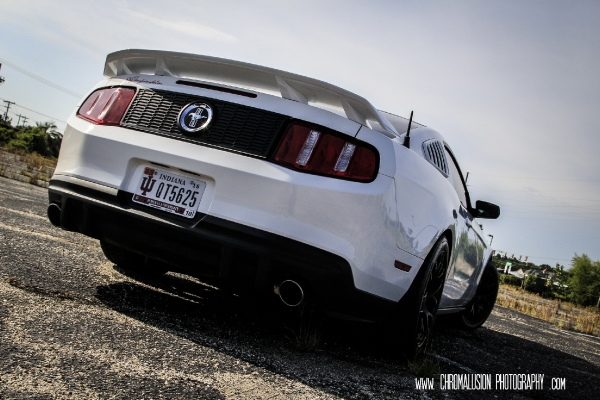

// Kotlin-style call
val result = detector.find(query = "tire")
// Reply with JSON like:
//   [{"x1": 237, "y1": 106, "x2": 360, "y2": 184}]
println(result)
[
  {"x1": 392, "y1": 237, "x2": 449, "y2": 359},
  {"x1": 454, "y1": 261, "x2": 499, "y2": 330},
  {"x1": 100, "y1": 240, "x2": 167, "y2": 276}
]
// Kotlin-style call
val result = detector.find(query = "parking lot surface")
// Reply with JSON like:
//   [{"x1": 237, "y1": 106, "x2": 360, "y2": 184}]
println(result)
[{"x1": 1, "y1": 177, "x2": 599, "y2": 399}]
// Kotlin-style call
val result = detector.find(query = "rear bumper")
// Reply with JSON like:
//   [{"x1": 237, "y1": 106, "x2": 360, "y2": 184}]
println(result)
[
  {"x1": 48, "y1": 177, "x2": 396, "y2": 322},
  {"x1": 54, "y1": 117, "x2": 423, "y2": 302}
]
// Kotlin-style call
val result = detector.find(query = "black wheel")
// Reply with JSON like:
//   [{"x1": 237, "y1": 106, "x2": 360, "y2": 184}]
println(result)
[
  {"x1": 100, "y1": 240, "x2": 167, "y2": 276},
  {"x1": 393, "y1": 237, "x2": 449, "y2": 359},
  {"x1": 456, "y1": 261, "x2": 499, "y2": 330}
]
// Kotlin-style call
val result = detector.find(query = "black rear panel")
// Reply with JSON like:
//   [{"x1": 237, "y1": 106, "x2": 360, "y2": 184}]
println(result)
[{"x1": 121, "y1": 89, "x2": 289, "y2": 158}]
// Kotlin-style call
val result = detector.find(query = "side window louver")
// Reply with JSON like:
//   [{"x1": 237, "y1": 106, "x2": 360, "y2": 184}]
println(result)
[{"x1": 422, "y1": 139, "x2": 449, "y2": 177}]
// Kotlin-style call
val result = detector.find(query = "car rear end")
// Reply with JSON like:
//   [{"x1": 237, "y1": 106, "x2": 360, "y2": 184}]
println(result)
[{"x1": 48, "y1": 50, "x2": 423, "y2": 321}]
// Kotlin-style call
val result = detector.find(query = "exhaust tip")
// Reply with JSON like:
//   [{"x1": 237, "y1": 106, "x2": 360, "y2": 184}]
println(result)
[
  {"x1": 274, "y1": 279, "x2": 305, "y2": 307},
  {"x1": 47, "y1": 203, "x2": 61, "y2": 227}
]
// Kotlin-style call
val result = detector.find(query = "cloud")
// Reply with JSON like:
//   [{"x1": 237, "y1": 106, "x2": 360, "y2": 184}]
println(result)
[
  {"x1": 125, "y1": 10, "x2": 238, "y2": 43},
  {"x1": 1, "y1": 0, "x2": 599, "y2": 266}
]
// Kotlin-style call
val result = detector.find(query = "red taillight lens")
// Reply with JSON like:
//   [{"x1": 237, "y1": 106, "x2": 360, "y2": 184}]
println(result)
[
  {"x1": 272, "y1": 123, "x2": 378, "y2": 182},
  {"x1": 77, "y1": 87, "x2": 136, "y2": 125}
]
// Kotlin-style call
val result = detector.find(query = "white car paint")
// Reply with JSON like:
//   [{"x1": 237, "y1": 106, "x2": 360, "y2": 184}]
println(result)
[{"x1": 51, "y1": 49, "x2": 495, "y2": 313}]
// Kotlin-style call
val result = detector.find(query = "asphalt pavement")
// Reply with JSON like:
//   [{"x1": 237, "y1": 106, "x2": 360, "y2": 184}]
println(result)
[{"x1": 1, "y1": 177, "x2": 598, "y2": 399}]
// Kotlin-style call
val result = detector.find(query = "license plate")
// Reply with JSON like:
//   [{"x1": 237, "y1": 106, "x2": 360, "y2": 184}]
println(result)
[{"x1": 132, "y1": 166, "x2": 206, "y2": 218}]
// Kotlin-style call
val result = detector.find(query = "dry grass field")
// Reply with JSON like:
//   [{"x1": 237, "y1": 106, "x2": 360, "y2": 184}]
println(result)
[
  {"x1": 497, "y1": 285, "x2": 600, "y2": 336},
  {"x1": 0, "y1": 148, "x2": 57, "y2": 187}
]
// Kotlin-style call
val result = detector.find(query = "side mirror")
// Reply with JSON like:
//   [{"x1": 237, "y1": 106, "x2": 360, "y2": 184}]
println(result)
[{"x1": 470, "y1": 200, "x2": 500, "y2": 219}]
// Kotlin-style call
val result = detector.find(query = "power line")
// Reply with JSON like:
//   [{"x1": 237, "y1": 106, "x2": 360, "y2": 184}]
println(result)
[
  {"x1": 470, "y1": 185, "x2": 600, "y2": 194},
  {"x1": 470, "y1": 187, "x2": 600, "y2": 202},
  {"x1": 469, "y1": 173, "x2": 600, "y2": 182},
  {"x1": 526, "y1": 256, "x2": 573, "y2": 263},
  {"x1": 7, "y1": 110, "x2": 31, "y2": 127},
  {"x1": 3, "y1": 100, "x2": 15, "y2": 121},
  {"x1": 0, "y1": 96, "x2": 67, "y2": 124},
  {"x1": 500, "y1": 216, "x2": 600, "y2": 221},
  {"x1": 512, "y1": 237, "x2": 585, "y2": 249},
  {"x1": 13, "y1": 103, "x2": 67, "y2": 124},
  {"x1": 502, "y1": 211, "x2": 600, "y2": 215},
  {"x1": 502, "y1": 205, "x2": 600, "y2": 209},
  {"x1": 489, "y1": 228, "x2": 598, "y2": 241},
  {"x1": 0, "y1": 57, "x2": 83, "y2": 98},
  {"x1": 8, "y1": 108, "x2": 60, "y2": 130},
  {"x1": 479, "y1": 194, "x2": 600, "y2": 203},
  {"x1": 470, "y1": 191, "x2": 600, "y2": 203}
]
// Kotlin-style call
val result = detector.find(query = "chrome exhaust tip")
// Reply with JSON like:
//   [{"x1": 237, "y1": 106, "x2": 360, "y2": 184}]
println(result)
[
  {"x1": 47, "y1": 203, "x2": 61, "y2": 227},
  {"x1": 274, "y1": 279, "x2": 305, "y2": 307}
]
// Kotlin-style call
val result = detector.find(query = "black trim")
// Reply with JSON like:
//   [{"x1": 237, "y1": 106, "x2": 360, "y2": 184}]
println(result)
[
  {"x1": 120, "y1": 88, "x2": 289, "y2": 159},
  {"x1": 48, "y1": 180, "x2": 396, "y2": 322},
  {"x1": 443, "y1": 144, "x2": 473, "y2": 210},
  {"x1": 176, "y1": 80, "x2": 257, "y2": 98}
]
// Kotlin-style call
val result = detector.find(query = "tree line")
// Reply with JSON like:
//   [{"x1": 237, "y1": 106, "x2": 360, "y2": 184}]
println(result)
[
  {"x1": 493, "y1": 253, "x2": 600, "y2": 307},
  {"x1": 0, "y1": 118, "x2": 62, "y2": 158},
  {"x1": 565, "y1": 254, "x2": 600, "y2": 307}
]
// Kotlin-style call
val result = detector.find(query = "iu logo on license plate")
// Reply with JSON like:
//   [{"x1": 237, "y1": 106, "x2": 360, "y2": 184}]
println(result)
[{"x1": 140, "y1": 167, "x2": 157, "y2": 195}]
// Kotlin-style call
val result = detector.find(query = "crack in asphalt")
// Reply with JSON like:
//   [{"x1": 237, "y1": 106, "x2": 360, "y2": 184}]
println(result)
[
  {"x1": 0, "y1": 204, "x2": 47, "y2": 220},
  {"x1": 431, "y1": 354, "x2": 476, "y2": 374}
]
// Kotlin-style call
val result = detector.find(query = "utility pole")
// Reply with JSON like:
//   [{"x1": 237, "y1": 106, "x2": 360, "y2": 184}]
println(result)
[
  {"x1": 16, "y1": 114, "x2": 28, "y2": 126},
  {"x1": 3, "y1": 100, "x2": 15, "y2": 121}
]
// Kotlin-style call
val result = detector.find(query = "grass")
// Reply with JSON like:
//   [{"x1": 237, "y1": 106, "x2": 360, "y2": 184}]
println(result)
[
  {"x1": 497, "y1": 284, "x2": 600, "y2": 336},
  {"x1": 1, "y1": 147, "x2": 57, "y2": 168},
  {"x1": 287, "y1": 307, "x2": 322, "y2": 352},
  {"x1": 407, "y1": 352, "x2": 441, "y2": 378},
  {"x1": 0, "y1": 147, "x2": 57, "y2": 185},
  {"x1": 20, "y1": 150, "x2": 57, "y2": 170}
]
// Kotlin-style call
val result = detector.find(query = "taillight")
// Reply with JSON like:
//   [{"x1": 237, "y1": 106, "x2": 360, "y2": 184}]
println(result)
[
  {"x1": 77, "y1": 87, "x2": 136, "y2": 125},
  {"x1": 272, "y1": 123, "x2": 378, "y2": 182}
]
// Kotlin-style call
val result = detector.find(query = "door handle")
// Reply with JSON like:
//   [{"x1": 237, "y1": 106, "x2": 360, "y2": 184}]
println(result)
[{"x1": 459, "y1": 206, "x2": 473, "y2": 227}]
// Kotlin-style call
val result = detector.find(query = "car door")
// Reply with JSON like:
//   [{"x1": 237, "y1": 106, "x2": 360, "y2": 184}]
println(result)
[{"x1": 439, "y1": 146, "x2": 483, "y2": 308}]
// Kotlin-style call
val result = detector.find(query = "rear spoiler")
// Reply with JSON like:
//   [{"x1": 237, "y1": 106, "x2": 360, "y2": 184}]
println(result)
[{"x1": 104, "y1": 49, "x2": 399, "y2": 138}]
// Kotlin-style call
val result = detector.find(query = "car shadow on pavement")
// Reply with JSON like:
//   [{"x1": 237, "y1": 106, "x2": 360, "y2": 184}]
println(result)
[
  {"x1": 95, "y1": 268, "x2": 393, "y2": 361},
  {"x1": 94, "y1": 268, "x2": 600, "y2": 399}
]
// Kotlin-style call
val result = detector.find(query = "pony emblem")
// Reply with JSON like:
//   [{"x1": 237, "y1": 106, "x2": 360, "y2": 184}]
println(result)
[{"x1": 177, "y1": 102, "x2": 213, "y2": 133}]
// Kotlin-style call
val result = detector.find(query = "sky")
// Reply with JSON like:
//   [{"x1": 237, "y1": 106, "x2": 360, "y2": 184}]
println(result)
[{"x1": 1, "y1": 0, "x2": 599, "y2": 268}]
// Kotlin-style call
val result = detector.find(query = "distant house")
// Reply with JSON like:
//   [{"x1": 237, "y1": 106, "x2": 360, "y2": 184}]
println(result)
[
  {"x1": 510, "y1": 269, "x2": 525, "y2": 279},
  {"x1": 523, "y1": 269, "x2": 556, "y2": 280}
]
